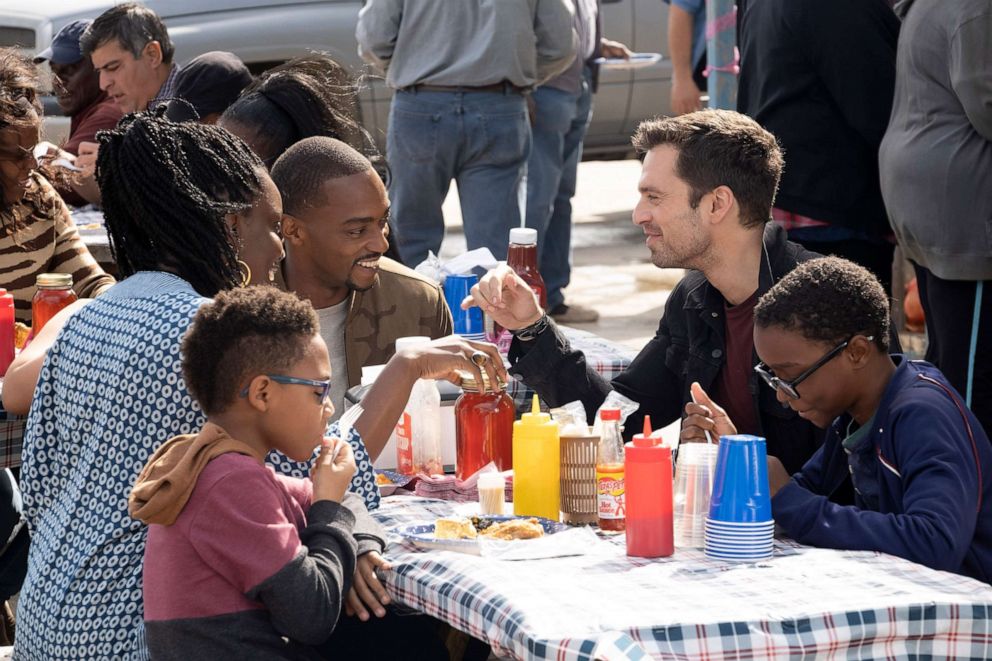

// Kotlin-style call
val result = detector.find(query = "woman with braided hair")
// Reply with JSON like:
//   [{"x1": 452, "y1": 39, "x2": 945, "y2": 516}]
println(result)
[
  {"x1": 0, "y1": 47, "x2": 113, "y2": 322},
  {"x1": 6, "y1": 112, "x2": 286, "y2": 658},
  {"x1": 6, "y1": 111, "x2": 499, "y2": 657}
]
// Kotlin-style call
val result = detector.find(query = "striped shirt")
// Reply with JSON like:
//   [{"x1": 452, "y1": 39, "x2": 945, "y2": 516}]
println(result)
[{"x1": 0, "y1": 173, "x2": 114, "y2": 322}]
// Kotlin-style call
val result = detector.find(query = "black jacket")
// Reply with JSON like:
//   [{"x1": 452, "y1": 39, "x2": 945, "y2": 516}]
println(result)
[
  {"x1": 510, "y1": 224, "x2": 823, "y2": 475},
  {"x1": 736, "y1": 0, "x2": 899, "y2": 237}
]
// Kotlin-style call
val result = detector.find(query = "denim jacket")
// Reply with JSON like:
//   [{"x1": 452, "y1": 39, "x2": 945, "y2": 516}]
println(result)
[{"x1": 510, "y1": 223, "x2": 826, "y2": 474}]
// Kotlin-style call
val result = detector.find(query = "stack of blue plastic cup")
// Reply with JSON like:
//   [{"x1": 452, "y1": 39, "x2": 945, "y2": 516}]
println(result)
[
  {"x1": 704, "y1": 435, "x2": 774, "y2": 561},
  {"x1": 443, "y1": 273, "x2": 485, "y2": 342}
]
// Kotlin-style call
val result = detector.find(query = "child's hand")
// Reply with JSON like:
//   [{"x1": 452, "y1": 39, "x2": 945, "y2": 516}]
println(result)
[{"x1": 312, "y1": 437, "x2": 356, "y2": 503}]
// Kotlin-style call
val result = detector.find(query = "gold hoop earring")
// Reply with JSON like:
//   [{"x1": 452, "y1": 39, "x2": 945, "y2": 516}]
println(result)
[{"x1": 237, "y1": 259, "x2": 251, "y2": 287}]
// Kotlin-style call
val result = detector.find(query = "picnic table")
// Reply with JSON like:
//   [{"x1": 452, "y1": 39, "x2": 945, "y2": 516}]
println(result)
[{"x1": 373, "y1": 496, "x2": 992, "y2": 660}]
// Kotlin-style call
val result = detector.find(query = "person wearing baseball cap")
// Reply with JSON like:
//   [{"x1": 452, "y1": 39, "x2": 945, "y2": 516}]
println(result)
[
  {"x1": 35, "y1": 19, "x2": 122, "y2": 205},
  {"x1": 35, "y1": 19, "x2": 122, "y2": 157}
]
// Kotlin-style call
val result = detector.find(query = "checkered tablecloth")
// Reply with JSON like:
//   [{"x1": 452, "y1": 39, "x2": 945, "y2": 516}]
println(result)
[
  {"x1": 0, "y1": 415, "x2": 23, "y2": 469},
  {"x1": 0, "y1": 380, "x2": 24, "y2": 468},
  {"x1": 506, "y1": 325, "x2": 637, "y2": 413},
  {"x1": 374, "y1": 496, "x2": 992, "y2": 660}
]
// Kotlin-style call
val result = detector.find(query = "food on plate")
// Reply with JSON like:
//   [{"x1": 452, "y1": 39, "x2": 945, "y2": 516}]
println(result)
[
  {"x1": 478, "y1": 517, "x2": 544, "y2": 541},
  {"x1": 434, "y1": 516, "x2": 478, "y2": 540},
  {"x1": 375, "y1": 472, "x2": 394, "y2": 486}
]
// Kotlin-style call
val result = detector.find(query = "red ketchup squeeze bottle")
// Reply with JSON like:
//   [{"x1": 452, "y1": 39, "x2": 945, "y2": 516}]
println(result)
[
  {"x1": 624, "y1": 416, "x2": 674, "y2": 558},
  {"x1": 0, "y1": 289, "x2": 14, "y2": 376}
]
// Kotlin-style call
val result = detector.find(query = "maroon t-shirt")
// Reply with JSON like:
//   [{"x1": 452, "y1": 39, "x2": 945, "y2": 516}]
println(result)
[{"x1": 711, "y1": 290, "x2": 760, "y2": 435}]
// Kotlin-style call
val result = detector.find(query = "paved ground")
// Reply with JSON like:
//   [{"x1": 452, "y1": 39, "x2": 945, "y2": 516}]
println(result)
[{"x1": 437, "y1": 158, "x2": 681, "y2": 351}]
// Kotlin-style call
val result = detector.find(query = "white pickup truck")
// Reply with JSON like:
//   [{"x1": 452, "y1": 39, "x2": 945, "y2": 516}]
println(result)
[{"x1": 0, "y1": 0, "x2": 673, "y2": 158}]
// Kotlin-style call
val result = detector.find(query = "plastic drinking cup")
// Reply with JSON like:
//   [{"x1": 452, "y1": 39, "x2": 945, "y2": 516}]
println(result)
[
  {"x1": 708, "y1": 435, "x2": 773, "y2": 524},
  {"x1": 673, "y1": 443, "x2": 719, "y2": 547},
  {"x1": 444, "y1": 273, "x2": 485, "y2": 340}
]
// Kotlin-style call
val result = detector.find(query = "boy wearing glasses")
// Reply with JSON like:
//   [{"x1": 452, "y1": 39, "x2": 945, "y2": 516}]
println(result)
[
  {"x1": 692, "y1": 257, "x2": 992, "y2": 580},
  {"x1": 128, "y1": 286, "x2": 400, "y2": 657}
]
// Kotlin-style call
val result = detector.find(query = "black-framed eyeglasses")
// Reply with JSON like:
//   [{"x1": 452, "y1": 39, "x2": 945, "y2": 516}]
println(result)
[
  {"x1": 239, "y1": 375, "x2": 332, "y2": 402},
  {"x1": 754, "y1": 335, "x2": 873, "y2": 400}
]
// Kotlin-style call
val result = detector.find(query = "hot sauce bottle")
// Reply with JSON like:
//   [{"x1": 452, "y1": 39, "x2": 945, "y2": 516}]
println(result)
[
  {"x1": 32, "y1": 273, "x2": 76, "y2": 334},
  {"x1": 596, "y1": 408, "x2": 626, "y2": 532}
]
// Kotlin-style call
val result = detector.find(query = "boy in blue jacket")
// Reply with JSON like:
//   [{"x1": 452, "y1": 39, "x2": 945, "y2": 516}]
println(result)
[{"x1": 692, "y1": 257, "x2": 992, "y2": 581}]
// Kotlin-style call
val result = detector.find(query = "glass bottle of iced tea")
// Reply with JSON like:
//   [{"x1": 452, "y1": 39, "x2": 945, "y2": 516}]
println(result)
[
  {"x1": 32, "y1": 273, "x2": 76, "y2": 334},
  {"x1": 455, "y1": 371, "x2": 514, "y2": 480}
]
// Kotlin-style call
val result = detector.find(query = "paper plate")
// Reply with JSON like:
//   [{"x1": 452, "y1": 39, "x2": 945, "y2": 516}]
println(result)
[
  {"x1": 592, "y1": 52, "x2": 662, "y2": 70},
  {"x1": 374, "y1": 469, "x2": 414, "y2": 496},
  {"x1": 396, "y1": 516, "x2": 567, "y2": 555}
]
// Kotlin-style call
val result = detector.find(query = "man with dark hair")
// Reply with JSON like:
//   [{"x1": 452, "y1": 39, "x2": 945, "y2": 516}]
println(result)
[
  {"x1": 744, "y1": 257, "x2": 992, "y2": 582},
  {"x1": 467, "y1": 110, "x2": 835, "y2": 475},
  {"x1": 80, "y1": 2, "x2": 177, "y2": 114},
  {"x1": 34, "y1": 20, "x2": 122, "y2": 156},
  {"x1": 34, "y1": 19, "x2": 123, "y2": 206},
  {"x1": 270, "y1": 136, "x2": 453, "y2": 419}
]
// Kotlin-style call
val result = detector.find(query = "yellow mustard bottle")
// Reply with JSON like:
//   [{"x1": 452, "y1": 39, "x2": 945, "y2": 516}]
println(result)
[{"x1": 512, "y1": 395, "x2": 560, "y2": 520}]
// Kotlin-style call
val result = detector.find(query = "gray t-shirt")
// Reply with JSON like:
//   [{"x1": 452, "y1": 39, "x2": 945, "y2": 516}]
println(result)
[{"x1": 317, "y1": 300, "x2": 350, "y2": 422}]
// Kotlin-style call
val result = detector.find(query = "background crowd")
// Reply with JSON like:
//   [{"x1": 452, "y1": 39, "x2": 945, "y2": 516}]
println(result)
[{"x1": 0, "y1": 0, "x2": 987, "y2": 658}]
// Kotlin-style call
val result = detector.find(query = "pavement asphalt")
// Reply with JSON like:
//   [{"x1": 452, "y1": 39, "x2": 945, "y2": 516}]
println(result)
[{"x1": 437, "y1": 158, "x2": 681, "y2": 352}]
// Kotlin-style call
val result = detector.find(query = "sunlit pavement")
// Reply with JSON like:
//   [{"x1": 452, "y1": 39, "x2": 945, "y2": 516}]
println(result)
[{"x1": 438, "y1": 159, "x2": 681, "y2": 351}]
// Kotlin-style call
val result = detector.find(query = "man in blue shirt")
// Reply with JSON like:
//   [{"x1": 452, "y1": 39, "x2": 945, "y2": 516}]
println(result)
[{"x1": 665, "y1": 0, "x2": 706, "y2": 115}]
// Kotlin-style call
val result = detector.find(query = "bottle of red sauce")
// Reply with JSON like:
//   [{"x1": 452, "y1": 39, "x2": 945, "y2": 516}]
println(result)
[
  {"x1": 0, "y1": 289, "x2": 14, "y2": 377},
  {"x1": 454, "y1": 371, "x2": 514, "y2": 480},
  {"x1": 625, "y1": 416, "x2": 674, "y2": 558},
  {"x1": 32, "y1": 273, "x2": 77, "y2": 334},
  {"x1": 491, "y1": 228, "x2": 547, "y2": 350},
  {"x1": 596, "y1": 408, "x2": 626, "y2": 532},
  {"x1": 507, "y1": 228, "x2": 546, "y2": 309}
]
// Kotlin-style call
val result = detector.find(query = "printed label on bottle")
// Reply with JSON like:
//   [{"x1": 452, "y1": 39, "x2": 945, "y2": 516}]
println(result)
[
  {"x1": 395, "y1": 412, "x2": 413, "y2": 475},
  {"x1": 596, "y1": 467, "x2": 626, "y2": 519}
]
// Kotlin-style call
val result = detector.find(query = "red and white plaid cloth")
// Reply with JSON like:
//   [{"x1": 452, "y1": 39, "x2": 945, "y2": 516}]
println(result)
[
  {"x1": 0, "y1": 413, "x2": 24, "y2": 469},
  {"x1": 375, "y1": 496, "x2": 992, "y2": 661}
]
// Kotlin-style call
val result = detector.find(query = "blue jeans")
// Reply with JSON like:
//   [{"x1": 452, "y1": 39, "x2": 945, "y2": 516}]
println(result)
[
  {"x1": 525, "y1": 72, "x2": 593, "y2": 310},
  {"x1": 387, "y1": 89, "x2": 530, "y2": 266}
]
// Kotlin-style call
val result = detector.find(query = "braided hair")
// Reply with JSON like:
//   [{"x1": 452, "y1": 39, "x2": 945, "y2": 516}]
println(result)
[{"x1": 95, "y1": 110, "x2": 264, "y2": 297}]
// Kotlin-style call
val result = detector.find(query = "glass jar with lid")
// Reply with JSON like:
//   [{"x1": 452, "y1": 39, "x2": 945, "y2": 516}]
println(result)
[
  {"x1": 32, "y1": 273, "x2": 76, "y2": 334},
  {"x1": 454, "y1": 370, "x2": 515, "y2": 480}
]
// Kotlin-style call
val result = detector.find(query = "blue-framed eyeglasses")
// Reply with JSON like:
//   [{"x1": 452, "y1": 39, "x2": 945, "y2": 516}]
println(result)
[
  {"x1": 754, "y1": 335, "x2": 873, "y2": 400},
  {"x1": 239, "y1": 375, "x2": 332, "y2": 402}
]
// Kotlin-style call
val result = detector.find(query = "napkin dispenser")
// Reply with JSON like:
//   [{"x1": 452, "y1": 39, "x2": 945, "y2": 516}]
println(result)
[{"x1": 345, "y1": 379, "x2": 461, "y2": 472}]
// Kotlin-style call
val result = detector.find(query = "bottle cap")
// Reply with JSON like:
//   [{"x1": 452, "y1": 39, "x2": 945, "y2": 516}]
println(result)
[
  {"x1": 599, "y1": 407, "x2": 620, "y2": 422},
  {"x1": 457, "y1": 369, "x2": 506, "y2": 393},
  {"x1": 394, "y1": 336, "x2": 431, "y2": 352},
  {"x1": 520, "y1": 394, "x2": 551, "y2": 424},
  {"x1": 632, "y1": 415, "x2": 657, "y2": 447},
  {"x1": 509, "y1": 227, "x2": 537, "y2": 245},
  {"x1": 36, "y1": 273, "x2": 72, "y2": 288}
]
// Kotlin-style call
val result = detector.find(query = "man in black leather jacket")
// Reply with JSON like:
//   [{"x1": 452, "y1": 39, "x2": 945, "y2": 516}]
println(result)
[{"x1": 467, "y1": 110, "x2": 829, "y2": 475}]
